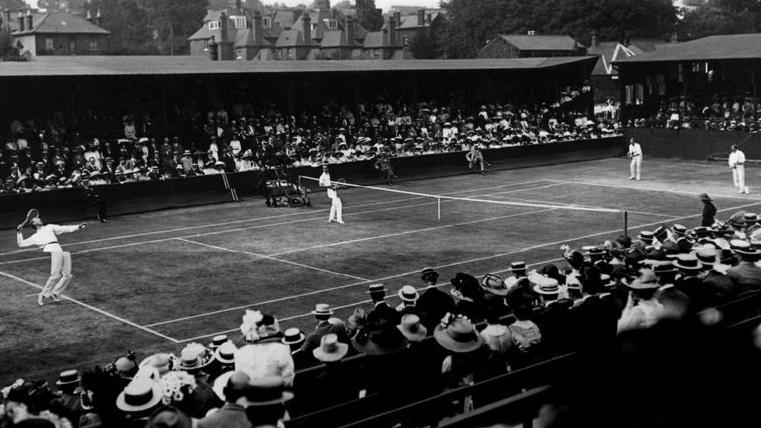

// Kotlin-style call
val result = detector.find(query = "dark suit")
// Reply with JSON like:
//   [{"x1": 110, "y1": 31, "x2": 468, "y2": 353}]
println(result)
[
  {"x1": 367, "y1": 302, "x2": 401, "y2": 327},
  {"x1": 196, "y1": 403, "x2": 252, "y2": 428},
  {"x1": 291, "y1": 348, "x2": 317, "y2": 371},
  {"x1": 571, "y1": 295, "x2": 618, "y2": 351},
  {"x1": 676, "y1": 275, "x2": 716, "y2": 309},
  {"x1": 534, "y1": 299, "x2": 574, "y2": 354},
  {"x1": 727, "y1": 262, "x2": 761, "y2": 292},
  {"x1": 702, "y1": 270, "x2": 742, "y2": 301},
  {"x1": 702, "y1": 201, "x2": 717, "y2": 227}
]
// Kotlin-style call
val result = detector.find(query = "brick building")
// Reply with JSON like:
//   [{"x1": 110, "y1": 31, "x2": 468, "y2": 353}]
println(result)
[
  {"x1": 4, "y1": 9, "x2": 109, "y2": 56},
  {"x1": 479, "y1": 33, "x2": 586, "y2": 58}
]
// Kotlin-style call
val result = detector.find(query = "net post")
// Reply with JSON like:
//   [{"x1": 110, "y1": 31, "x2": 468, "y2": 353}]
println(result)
[
  {"x1": 623, "y1": 210, "x2": 629, "y2": 237},
  {"x1": 437, "y1": 197, "x2": 441, "y2": 221}
]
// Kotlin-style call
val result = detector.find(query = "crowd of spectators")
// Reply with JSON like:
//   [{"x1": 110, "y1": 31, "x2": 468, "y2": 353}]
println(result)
[
  {"x1": 630, "y1": 93, "x2": 761, "y2": 132},
  {"x1": 0, "y1": 89, "x2": 621, "y2": 195},
  {"x1": 3, "y1": 207, "x2": 761, "y2": 427}
]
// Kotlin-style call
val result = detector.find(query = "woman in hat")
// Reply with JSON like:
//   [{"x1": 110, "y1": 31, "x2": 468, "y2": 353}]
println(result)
[
  {"x1": 235, "y1": 311, "x2": 295, "y2": 387},
  {"x1": 617, "y1": 269, "x2": 665, "y2": 332},
  {"x1": 700, "y1": 193, "x2": 717, "y2": 227}
]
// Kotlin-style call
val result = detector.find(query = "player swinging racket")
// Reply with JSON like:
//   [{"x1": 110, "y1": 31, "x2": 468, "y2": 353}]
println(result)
[
  {"x1": 318, "y1": 166, "x2": 344, "y2": 224},
  {"x1": 15, "y1": 209, "x2": 87, "y2": 306}
]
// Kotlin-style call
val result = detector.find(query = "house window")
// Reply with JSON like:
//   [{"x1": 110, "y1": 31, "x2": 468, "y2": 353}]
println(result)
[
  {"x1": 624, "y1": 84, "x2": 644, "y2": 106},
  {"x1": 89, "y1": 37, "x2": 98, "y2": 50},
  {"x1": 45, "y1": 38, "x2": 54, "y2": 51},
  {"x1": 208, "y1": 21, "x2": 219, "y2": 30},
  {"x1": 373, "y1": 49, "x2": 380, "y2": 57},
  {"x1": 233, "y1": 16, "x2": 246, "y2": 29},
  {"x1": 263, "y1": 17, "x2": 272, "y2": 28},
  {"x1": 326, "y1": 19, "x2": 337, "y2": 30},
  {"x1": 69, "y1": 39, "x2": 76, "y2": 52}
]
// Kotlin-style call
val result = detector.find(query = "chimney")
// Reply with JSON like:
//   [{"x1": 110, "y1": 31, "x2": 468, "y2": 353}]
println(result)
[
  {"x1": 393, "y1": 11, "x2": 401, "y2": 28},
  {"x1": 417, "y1": 9, "x2": 424, "y2": 26},
  {"x1": 96, "y1": 9, "x2": 102, "y2": 27},
  {"x1": 303, "y1": 12, "x2": 311, "y2": 45},
  {"x1": 426, "y1": 13, "x2": 432, "y2": 25},
  {"x1": 4, "y1": 10, "x2": 11, "y2": 26},
  {"x1": 346, "y1": 14, "x2": 355, "y2": 46},
  {"x1": 590, "y1": 30, "x2": 598, "y2": 48},
  {"x1": 218, "y1": 10, "x2": 234, "y2": 60},
  {"x1": 388, "y1": 15, "x2": 396, "y2": 46},
  {"x1": 86, "y1": 10, "x2": 92, "y2": 22},
  {"x1": 26, "y1": 9, "x2": 32, "y2": 30},
  {"x1": 236, "y1": 0, "x2": 242, "y2": 13},
  {"x1": 254, "y1": 10, "x2": 263, "y2": 46},
  {"x1": 208, "y1": 35, "x2": 217, "y2": 60},
  {"x1": 18, "y1": 11, "x2": 24, "y2": 32}
]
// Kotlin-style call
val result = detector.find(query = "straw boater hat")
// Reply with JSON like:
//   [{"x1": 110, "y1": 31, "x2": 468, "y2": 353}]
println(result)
[
  {"x1": 397, "y1": 314, "x2": 428, "y2": 342},
  {"x1": 653, "y1": 226, "x2": 668, "y2": 243},
  {"x1": 531, "y1": 275, "x2": 560, "y2": 296},
  {"x1": 368, "y1": 283, "x2": 386, "y2": 298},
  {"x1": 139, "y1": 353, "x2": 175, "y2": 376},
  {"x1": 246, "y1": 376, "x2": 294, "y2": 407},
  {"x1": 281, "y1": 328, "x2": 306, "y2": 346},
  {"x1": 312, "y1": 333, "x2": 349, "y2": 362},
  {"x1": 116, "y1": 378, "x2": 163, "y2": 413},
  {"x1": 510, "y1": 261, "x2": 527, "y2": 276},
  {"x1": 673, "y1": 255, "x2": 703, "y2": 272},
  {"x1": 744, "y1": 213, "x2": 759, "y2": 224},
  {"x1": 398, "y1": 285, "x2": 420, "y2": 303},
  {"x1": 696, "y1": 247, "x2": 717, "y2": 266},
  {"x1": 209, "y1": 334, "x2": 228, "y2": 351},
  {"x1": 627, "y1": 269, "x2": 660, "y2": 290},
  {"x1": 56, "y1": 370, "x2": 80, "y2": 388},
  {"x1": 672, "y1": 224, "x2": 688, "y2": 237},
  {"x1": 312, "y1": 303, "x2": 334, "y2": 320},
  {"x1": 214, "y1": 341, "x2": 237, "y2": 365},
  {"x1": 177, "y1": 346, "x2": 210, "y2": 371},
  {"x1": 434, "y1": 314, "x2": 484, "y2": 353},
  {"x1": 639, "y1": 231, "x2": 655, "y2": 244},
  {"x1": 480, "y1": 273, "x2": 509, "y2": 296}
]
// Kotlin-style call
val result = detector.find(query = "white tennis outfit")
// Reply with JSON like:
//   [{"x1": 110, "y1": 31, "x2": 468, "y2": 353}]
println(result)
[
  {"x1": 319, "y1": 171, "x2": 343, "y2": 223},
  {"x1": 729, "y1": 149, "x2": 749, "y2": 194},
  {"x1": 17, "y1": 224, "x2": 80, "y2": 298},
  {"x1": 628, "y1": 142, "x2": 642, "y2": 180}
]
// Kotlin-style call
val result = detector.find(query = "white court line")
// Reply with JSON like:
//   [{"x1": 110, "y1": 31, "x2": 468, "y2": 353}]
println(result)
[
  {"x1": 546, "y1": 179, "x2": 761, "y2": 201},
  {"x1": 0, "y1": 270, "x2": 180, "y2": 343},
  {"x1": 174, "y1": 256, "x2": 567, "y2": 342},
  {"x1": 268, "y1": 208, "x2": 555, "y2": 257},
  {"x1": 147, "y1": 199, "x2": 761, "y2": 329},
  {"x1": 176, "y1": 238, "x2": 369, "y2": 281},
  {"x1": 0, "y1": 179, "x2": 550, "y2": 257},
  {"x1": 0, "y1": 181, "x2": 561, "y2": 267},
  {"x1": 485, "y1": 194, "x2": 675, "y2": 219}
]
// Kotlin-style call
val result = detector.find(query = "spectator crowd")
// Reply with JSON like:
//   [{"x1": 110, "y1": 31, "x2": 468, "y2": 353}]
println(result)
[
  {"x1": 3, "y1": 203, "x2": 761, "y2": 427},
  {"x1": 630, "y1": 93, "x2": 761, "y2": 132},
  {"x1": 1, "y1": 89, "x2": 621, "y2": 195}
]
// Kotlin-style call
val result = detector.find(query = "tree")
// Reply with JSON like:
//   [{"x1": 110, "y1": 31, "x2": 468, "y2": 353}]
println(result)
[
  {"x1": 87, "y1": 0, "x2": 157, "y2": 54},
  {"x1": 679, "y1": 0, "x2": 760, "y2": 40},
  {"x1": 0, "y1": 0, "x2": 26, "y2": 11},
  {"x1": 409, "y1": 15, "x2": 448, "y2": 59},
  {"x1": 141, "y1": 0, "x2": 208, "y2": 55},
  {"x1": 356, "y1": 0, "x2": 383, "y2": 31}
]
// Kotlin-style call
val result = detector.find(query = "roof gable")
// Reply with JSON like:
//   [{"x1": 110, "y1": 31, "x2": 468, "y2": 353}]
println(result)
[
  {"x1": 498, "y1": 34, "x2": 580, "y2": 51},
  {"x1": 14, "y1": 11, "x2": 110, "y2": 35}
]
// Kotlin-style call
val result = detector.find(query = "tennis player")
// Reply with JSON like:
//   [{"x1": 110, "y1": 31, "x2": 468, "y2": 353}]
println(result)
[
  {"x1": 466, "y1": 144, "x2": 486, "y2": 174},
  {"x1": 16, "y1": 213, "x2": 87, "y2": 306},
  {"x1": 729, "y1": 145, "x2": 750, "y2": 194},
  {"x1": 318, "y1": 165, "x2": 344, "y2": 224},
  {"x1": 627, "y1": 137, "x2": 642, "y2": 181}
]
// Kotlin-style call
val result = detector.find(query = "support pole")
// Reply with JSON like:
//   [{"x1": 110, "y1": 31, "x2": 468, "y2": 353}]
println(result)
[
  {"x1": 437, "y1": 197, "x2": 441, "y2": 221},
  {"x1": 624, "y1": 210, "x2": 629, "y2": 236}
]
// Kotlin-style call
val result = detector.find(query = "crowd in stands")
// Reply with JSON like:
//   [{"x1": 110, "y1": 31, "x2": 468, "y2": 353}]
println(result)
[
  {"x1": 3, "y1": 205, "x2": 761, "y2": 427},
  {"x1": 0, "y1": 89, "x2": 621, "y2": 195},
  {"x1": 630, "y1": 93, "x2": 761, "y2": 132}
]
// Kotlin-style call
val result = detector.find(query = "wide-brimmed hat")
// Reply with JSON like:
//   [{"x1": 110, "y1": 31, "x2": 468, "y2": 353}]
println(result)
[
  {"x1": 735, "y1": 245, "x2": 761, "y2": 259},
  {"x1": 312, "y1": 303, "x2": 334, "y2": 320},
  {"x1": 56, "y1": 369, "x2": 80, "y2": 387},
  {"x1": 312, "y1": 333, "x2": 349, "y2": 362},
  {"x1": 480, "y1": 273, "x2": 508, "y2": 296},
  {"x1": 627, "y1": 269, "x2": 659, "y2": 289},
  {"x1": 246, "y1": 376, "x2": 295, "y2": 407},
  {"x1": 397, "y1": 285, "x2": 420, "y2": 303},
  {"x1": 116, "y1": 378, "x2": 163, "y2": 413},
  {"x1": 177, "y1": 346, "x2": 209, "y2": 371},
  {"x1": 673, "y1": 255, "x2": 703, "y2": 271},
  {"x1": 281, "y1": 327, "x2": 306, "y2": 346},
  {"x1": 531, "y1": 274, "x2": 560, "y2": 296},
  {"x1": 214, "y1": 342, "x2": 237, "y2": 365},
  {"x1": 352, "y1": 325, "x2": 407, "y2": 356},
  {"x1": 139, "y1": 353, "x2": 175, "y2": 376},
  {"x1": 434, "y1": 314, "x2": 484, "y2": 353},
  {"x1": 421, "y1": 268, "x2": 439, "y2": 283},
  {"x1": 397, "y1": 314, "x2": 428, "y2": 342},
  {"x1": 208, "y1": 335, "x2": 228, "y2": 350}
]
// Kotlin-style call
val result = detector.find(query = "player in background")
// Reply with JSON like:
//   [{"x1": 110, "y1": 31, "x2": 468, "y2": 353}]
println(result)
[{"x1": 627, "y1": 137, "x2": 642, "y2": 181}]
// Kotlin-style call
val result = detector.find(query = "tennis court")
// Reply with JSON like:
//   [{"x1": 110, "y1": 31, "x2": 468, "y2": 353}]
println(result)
[{"x1": 2, "y1": 157, "x2": 760, "y2": 382}]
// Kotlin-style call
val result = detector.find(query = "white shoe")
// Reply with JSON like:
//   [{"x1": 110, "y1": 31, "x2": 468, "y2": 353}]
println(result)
[
  {"x1": 37, "y1": 294, "x2": 45, "y2": 306},
  {"x1": 51, "y1": 294, "x2": 61, "y2": 302},
  {"x1": 629, "y1": 176, "x2": 635, "y2": 180},
  {"x1": 337, "y1": 220, "x2": 345, "y2": 224}
]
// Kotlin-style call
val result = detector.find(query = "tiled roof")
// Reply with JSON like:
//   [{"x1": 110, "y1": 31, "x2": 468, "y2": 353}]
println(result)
[
  {"x1": 363, "y1": 31, "x2": 385, "y2": 48},
  {"x1": 13, "y1": 11, "x2": 109, "y2": 35},
  {"x1": 497, "y1": 34, "x2": 581, "y2": 51},
  {"x1": 320, "y1": 30, "x2": 345, "y2": 48},
  {"x1": 615, "y1": 33, "x2": 761, "y2": 64},
  {"x1": 274, "y1": 29, "x2": 302, "y2": 47}
]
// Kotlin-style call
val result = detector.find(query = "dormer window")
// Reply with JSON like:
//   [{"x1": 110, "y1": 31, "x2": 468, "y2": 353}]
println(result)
[
  {"x1": 263, "y1": 17, "x2": 272, "y2": 28},
  {"x1": 208, "y1": 21, "x2": 219, "y2": 30},
  {"x1": 233, "y1": 16, "x2": 246, "y2": 29},
  {"x1": 325, "y1": 18, "x2": 337, "y2": 30}
]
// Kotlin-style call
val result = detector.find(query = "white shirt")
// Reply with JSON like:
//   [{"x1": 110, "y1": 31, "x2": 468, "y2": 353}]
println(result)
[
  {"x1": 628, "y1": 143, "x2": 642, "y2": 158},
  {"x1": 234, "y1": 342, "x2": 295, "y2": 386},
  {"x1": 17, "y1": 224, "x2": 79, "y2": 253},
  {"x1": 318, "y1": 172, "x2": 331, "y2": 187},
  {"x1": 327, "y1": 187, "x2": 338, "y2": 200},
  {"x1": 729, "y1": 150, "x2": 746, "y2": 167}
]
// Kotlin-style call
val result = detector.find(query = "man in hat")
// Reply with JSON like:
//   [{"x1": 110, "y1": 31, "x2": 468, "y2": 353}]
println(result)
[
  {"x1": 16, "y1": 212, "x2": 87, "y2": 306},
  {"x1": 700, "y1": 193, "x2": 717, "y2": 227},
  {"x1": 366, "y1": 283, "x2": 401, "y2": 327},
  {"x1": 197, "y1": 371, "x2": 253, "y2": 428},
  {"x1": 726, "y1": 244, "x2": 761, "y2": 291},
  {"x1": 281, "y1": 327, "x2": 312, "y2": 370},
  {"x1": 50, "y1": 369, "x2": 86, "y2": 426},
  {"x1": 416, "y1": 268, "x2": 455, "y2": 331},
  {"x1": 728, "y1": 145, "x2": 750, "y2": 194},
  {"x1": 700, "y1": 249, "x2": 741, "y2": 301},
  {"x1": 396, "y1": 285, "x2": 420, "y2": 315},
  {"x1": 531, "y1": 273, "x2": 573, "y2": 354},
  {"x1": 306, "y1": 334, "x2": 355, "y2": 410},
  {"x1": 627, "y1": 137, "x2": 643, "y2": 181},
  {"x1": 302, "y1": 304, "x2": 335, "y2": 356}
]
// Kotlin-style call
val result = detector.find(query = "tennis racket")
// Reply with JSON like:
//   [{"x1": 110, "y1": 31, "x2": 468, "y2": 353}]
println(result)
[{"x1": 22, "y1": 208, "x2": 39, "y2": 228}]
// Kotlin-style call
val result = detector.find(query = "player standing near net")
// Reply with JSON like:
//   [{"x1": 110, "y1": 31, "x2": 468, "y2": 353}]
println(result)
[
  {"x1": 16, "y1": 209, "x2": 87, "y2": 306},
  {"x1": 627, "y1": 137, "x2": 642, "y2": 181},
  {"x1": 729, "y1": 145, "x2": 750, "y2": 194},
  {"x1": 318, "y1": 165, "x2": 344, "y2": 224}
]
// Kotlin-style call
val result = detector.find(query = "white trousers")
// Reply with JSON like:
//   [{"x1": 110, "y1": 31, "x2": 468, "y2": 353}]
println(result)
[
  {"x1": 733, "y1": 165, "x2": 746, "y2": 190},
  {"x1": 630, "y1": 156, "x2": 642, "y2": 179},
  {"x1": 329, "y1": 197, "x2": 343, "y2": 222},
  {"x1": 40, "y1": 251, "x2": 72, "y2": 297}
]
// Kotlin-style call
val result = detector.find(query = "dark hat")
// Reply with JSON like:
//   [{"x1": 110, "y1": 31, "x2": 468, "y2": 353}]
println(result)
[
  {"x1": 700, "y1": 193, "x2": 712, "y2": 201},
  {"x1": 282, "y1": 328, "x2": 306, "y2": 346},
  {"x1": 433, "y1": 314, "x2": 484, "y2": 353},
  {"x1": 421, "y1": 267, "x2": 439, "y2": 283},
  {"x1": 673, "y1": 255, "x2": 703, "y2": 271},
  {"x1": 368, "y1": 283, "x2": 386, "y2": 296},
  {"x1": 147, "y1": 406, "x2": 192, "y2": 428},
  {"x1": 56, "y1": 369, "x2": 80, "y2": 387},
  {"x1": 352, "y1": 325, "x2": 407, "y2": 356},
  {"x1": 653, "y1": 226, "x2": 668, "y2": 243},
  {"x1": 718, "y1": 249, "x2": 737, "y2": 264},
  {"x1": 312, "y1": 303, "x2": 334, "y2": 320}
]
